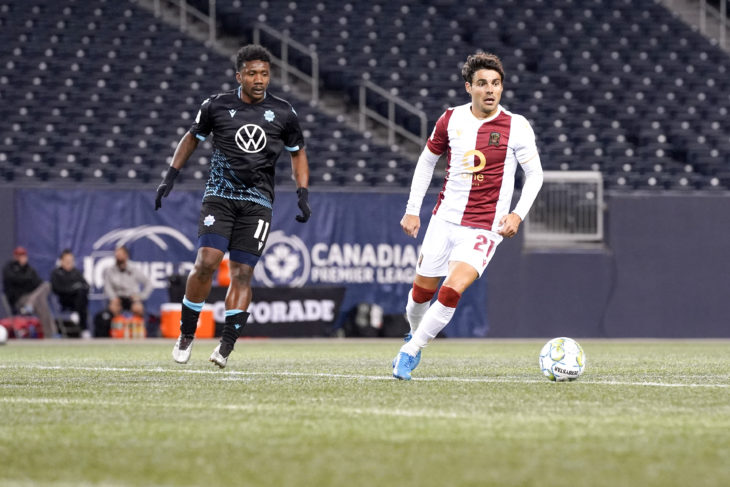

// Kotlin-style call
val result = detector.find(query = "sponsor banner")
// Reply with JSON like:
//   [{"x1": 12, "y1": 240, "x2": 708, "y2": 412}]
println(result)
[
  {"x1": 14, "y1": 189, "x2": 488, "y2": 337},
  {"x1": 207, "y1": 286, "x2": 345, "y2": 337}
]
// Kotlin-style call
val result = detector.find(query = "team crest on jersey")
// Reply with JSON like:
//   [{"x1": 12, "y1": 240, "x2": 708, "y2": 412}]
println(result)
[
  {"x1": 204, "y1": 215, "x2": 215, "y2": 226},
  {"x1": 488, "y1": 132, "x2": 501, "y2": 146},
  {"x1": 235, "y1": 124, "x2": 267, "y2": 153},
  {"x1": 264, "y1": 110, "x2": 275, "y2": 122}
]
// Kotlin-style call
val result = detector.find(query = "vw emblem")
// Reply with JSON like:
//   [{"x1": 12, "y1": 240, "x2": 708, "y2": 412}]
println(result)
[{"x1": 235, "y1": 124, "x2": 267, "y2": 153}]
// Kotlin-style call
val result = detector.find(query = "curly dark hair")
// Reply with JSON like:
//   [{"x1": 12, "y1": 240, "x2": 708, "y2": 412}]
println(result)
[
  {"x1": 461, "y1": 52, "x2": 504, "y2": 84},
  {"x1": 235, "y1": 44, "x2": 272, "y2": 71}
]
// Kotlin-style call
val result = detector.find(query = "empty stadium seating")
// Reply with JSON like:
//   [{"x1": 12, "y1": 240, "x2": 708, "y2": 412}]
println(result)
[{"x1": 1, "y1": 0, "x2": 728, "y2": 191}]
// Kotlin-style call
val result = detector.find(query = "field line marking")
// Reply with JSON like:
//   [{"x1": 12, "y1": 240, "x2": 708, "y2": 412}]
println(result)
[{"x1": 0, "y1": 364, "x2": 727, "y2": 388}]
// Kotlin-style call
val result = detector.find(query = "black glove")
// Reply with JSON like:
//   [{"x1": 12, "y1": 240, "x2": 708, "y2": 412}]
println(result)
[
  {"x1": 295, "y1": 187, "x2": 311, "y2": 223},
  {"x1": 155, "y1": 166, "x2": 179, "y2": 210}
]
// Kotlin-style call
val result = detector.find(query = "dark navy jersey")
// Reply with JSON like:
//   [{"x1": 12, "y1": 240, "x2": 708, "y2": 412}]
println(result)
[{"x1": 189, "y1": 87, "x2": 305, "y2": 208}]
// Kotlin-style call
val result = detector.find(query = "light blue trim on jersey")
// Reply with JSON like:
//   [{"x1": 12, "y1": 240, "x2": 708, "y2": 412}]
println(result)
[
  {"x1": 225, "y1": 309, "x2": 245, "y2": 317},
  {"x1": 182, "y1": 296, "x2": 205, "y2": 312},
  {"x1": 285, "y1": 145, "x2": 300, "y2": 152},
  {"x1": 195, "y1": 133, "x2": 207, "y2": 141}
]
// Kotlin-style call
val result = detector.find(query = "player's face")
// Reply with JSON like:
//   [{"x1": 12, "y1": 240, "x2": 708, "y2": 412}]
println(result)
[
  {"x1": 466, "y1": 69, "x2": 503, "y2": 119},
  {"x1": 236, "y1": 60, "x2": 271, "y2": 104}
]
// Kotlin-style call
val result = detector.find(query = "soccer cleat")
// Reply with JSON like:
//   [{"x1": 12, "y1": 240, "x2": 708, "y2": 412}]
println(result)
[
  {"x1": 392, "y1": 352, "x2": 416, "y2": 380},
  {"x1": 209, "y1": 342, "x2": 234, "y2": 369},
  {"x1": 392, "y1": 333, "x2": 422, "y2": 370},
  {"x1": 172, "y1": 334, "x2": 195, "y2": 364}
]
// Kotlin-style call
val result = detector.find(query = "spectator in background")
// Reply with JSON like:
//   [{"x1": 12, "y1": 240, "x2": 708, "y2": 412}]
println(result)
[
  {"x1": 2, "y1": 246, "x2": 56, "y2": 337},
  {"x1": 50, "y1": 249, "x2": 91, "y2": 338},
  {"x1": 103, "y1": 245, "x2": 153, "y2": 318}
]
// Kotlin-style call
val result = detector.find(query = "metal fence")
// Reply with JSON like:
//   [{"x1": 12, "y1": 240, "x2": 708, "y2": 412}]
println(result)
[{"x1": 523, "y1": 171, "x2": 604, "y2": 245}]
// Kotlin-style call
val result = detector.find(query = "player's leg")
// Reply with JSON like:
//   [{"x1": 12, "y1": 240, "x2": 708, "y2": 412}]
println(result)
[
  {"x1": 396, "y1": 227, "x2": 501, "y2": 379},
  {"x1": 210, "y1": 201, "x2": 271, "y2": 368},
  {"x1": 405, "y1": 216, "x2": 449, "y2": 333},
  {"x1": 173, "y1": 198, "x2": 232, "y2": 363},
  {"x1": 406, "y1": 275, "x2": 440, "y2": 334},
  {"x1": 173, "y1": 247, "x2": 225, "y2": 363},
  {"x1": 393, "y1": 217, "x2": 449, "y2": 379},
  {"x1": 210, "y1": 259, "x2": 254, "y2": 368}
]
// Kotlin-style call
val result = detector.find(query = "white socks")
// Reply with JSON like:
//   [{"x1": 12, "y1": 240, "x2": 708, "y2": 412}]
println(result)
[
  {"x1": 405, "y1": 289, "x2": 431, "y2": 334},
  {"x1": 401, "y1": 301, "x2": 456, "y2": 357}
]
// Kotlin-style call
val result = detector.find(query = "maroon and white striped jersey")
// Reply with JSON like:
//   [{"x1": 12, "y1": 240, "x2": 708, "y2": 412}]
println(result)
[{"x1": 407, "y1": 103, "x2": 542, "y2": 232}]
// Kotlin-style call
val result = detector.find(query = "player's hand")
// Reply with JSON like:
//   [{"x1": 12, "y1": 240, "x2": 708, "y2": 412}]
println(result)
[
  {"x1": 498, "y1": 212, "x2": 522, "y2": 238},
  {"x1": 154, "y1": 166, "x2": 179, "y2": 210},
  {"x1": 400, "y1": 213, "x2": 420, "y2": 238},
  {"x1": 295, "y1": 187, "x2": 311, "y2": 223}
]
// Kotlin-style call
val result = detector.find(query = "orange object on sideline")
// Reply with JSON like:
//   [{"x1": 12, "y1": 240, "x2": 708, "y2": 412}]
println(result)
[
  {"x1": 110, "y1": 313, "x2": 146, "y2": 339},
  {"x1": 217, "y1": 257, "x2": 230, "y2": 287},
  {"x1": 160, "y1": 303, "x2": 215, "y2": 338}
]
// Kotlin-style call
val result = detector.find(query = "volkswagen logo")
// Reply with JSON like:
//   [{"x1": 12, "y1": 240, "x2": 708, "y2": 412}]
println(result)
[{"x1": 235, "y1": 124, "x2": 267, "y2": 153}]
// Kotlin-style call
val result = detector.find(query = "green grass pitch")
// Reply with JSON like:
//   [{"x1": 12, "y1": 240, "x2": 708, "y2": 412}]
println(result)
[{"x1": 0, "y1": 339, "x2": 728, "y2": 487}]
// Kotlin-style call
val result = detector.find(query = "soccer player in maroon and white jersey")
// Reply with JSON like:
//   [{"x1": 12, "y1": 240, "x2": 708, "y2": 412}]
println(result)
[{"x1": 393, "y1": 52, "x2": 544, "y2": 380}]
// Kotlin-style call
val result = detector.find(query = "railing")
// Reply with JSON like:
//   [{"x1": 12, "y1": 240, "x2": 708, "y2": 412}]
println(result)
[
  {"x1": 698, "y1": 0, "x2": 728, "y2": 48},
  {"x1": 150, "y1": 0, "x2": 217, "y2": 46},
  {"x1": 523, "y1": 171, "x2": 605, "y2": 245},
  {"x1": 358, "y1": 80, "x2": 428, "y2": 147},
  {"x1": 662, "y1": 0, "x2": 728, "y2": 50},
  {"x1": 253, "y1": 23, "x2": 319, "y2": 105}
]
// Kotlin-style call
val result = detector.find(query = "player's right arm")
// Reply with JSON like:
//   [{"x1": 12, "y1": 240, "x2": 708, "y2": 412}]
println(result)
[
  {"x1": 155, "y1": 97, "x2": 213, "y2": 210},
  {"x1": 154, "y1": 133, "x2": 198, "y2": 210},
  {"x1": 401, "y1": 110, "x2": 450, "y2": 238}
]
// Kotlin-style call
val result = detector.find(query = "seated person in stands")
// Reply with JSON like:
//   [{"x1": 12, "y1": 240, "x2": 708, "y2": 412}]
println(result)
[
  {"x1": 102, "y1": 246, "x2": 153, "y2": 318},
  {"x1": 50, "y1": 249, "x2": 91, "y2": 337},
  {"x1": 2, "y1": 246, "x2": 56, "y2": 337}
]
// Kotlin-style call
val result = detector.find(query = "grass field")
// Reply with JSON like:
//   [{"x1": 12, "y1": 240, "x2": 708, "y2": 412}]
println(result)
[{"x1": 0, "y1": 339, "x2": 728, "y2": 487}]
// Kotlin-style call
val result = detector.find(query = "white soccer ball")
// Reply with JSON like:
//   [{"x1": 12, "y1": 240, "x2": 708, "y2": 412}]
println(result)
[
  {"x1": 0, "y1": 324, "x2": 8, "y2": 345},
  {"x1": 539, "y1": 337, "x2": 585, "y2": 381}
]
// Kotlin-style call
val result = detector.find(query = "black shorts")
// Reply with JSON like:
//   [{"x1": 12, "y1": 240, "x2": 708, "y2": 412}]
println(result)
[{"x1": 197, "y1": 196, "x2": 272, "y2": 264}]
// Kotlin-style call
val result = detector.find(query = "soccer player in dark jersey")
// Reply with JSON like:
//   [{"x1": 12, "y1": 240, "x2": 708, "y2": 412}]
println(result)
[{"x1": 155, "y1": 44, "x2": 311, "y2": 368}]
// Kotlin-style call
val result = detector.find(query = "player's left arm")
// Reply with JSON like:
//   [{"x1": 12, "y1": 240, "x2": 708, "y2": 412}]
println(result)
[
  {"x1": 284, "y1": 106, "x2": 311, "y2": 223},
  {"x1": 499, "y1": 117, "x2": 544, "y2": 238},
  {"x1": 290, "y1": 148, "x2": 311, "y2": 223}
]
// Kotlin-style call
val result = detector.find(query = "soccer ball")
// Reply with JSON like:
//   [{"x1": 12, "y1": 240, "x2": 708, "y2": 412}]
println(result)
[
  {"x1": 539, "y1": 337, "x2": 585, "y2": 381},
  {"x1": 0, "y1": 324, "x2": 8, "y2": 345}
]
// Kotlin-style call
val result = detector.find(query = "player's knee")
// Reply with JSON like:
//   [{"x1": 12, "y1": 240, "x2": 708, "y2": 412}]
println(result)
[
  {"x1": 437, "y1": 286, "x2": 461, "y2": 308},
  {"x1": 229, "y1": 263, "x2": 253, "y2": 286},
  {"x1": 194, "y1": 250, "x2": 223, "y2": 278},
  {"x1": 412, "y1": 283, "x2": 436, "y2": 303}
]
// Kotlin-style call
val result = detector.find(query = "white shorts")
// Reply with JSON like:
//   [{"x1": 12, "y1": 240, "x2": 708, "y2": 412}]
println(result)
[{"x1": 417, "y1": 215, "x2": 503, "y2": 278}]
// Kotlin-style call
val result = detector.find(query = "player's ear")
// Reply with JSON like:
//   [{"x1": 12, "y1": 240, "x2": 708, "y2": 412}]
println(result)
[
  {"x1": 235, "y1": 71, "x2": 242, "y2": 84},
  {"x1": 465, "y1": 82, "x2": 471, "y2": 94}
]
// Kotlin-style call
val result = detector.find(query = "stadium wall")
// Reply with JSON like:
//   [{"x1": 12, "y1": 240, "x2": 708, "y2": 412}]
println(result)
[
  {"x1": 2, "y1": 189, "x2": 728, "y2": 337},
  {"x1": 487, "y1": 193, "x2": 730, "y2": 338}
]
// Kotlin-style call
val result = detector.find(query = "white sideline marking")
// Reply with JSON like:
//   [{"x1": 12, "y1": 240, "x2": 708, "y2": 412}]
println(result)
[{"x1": 0, "y1": 364, "x2": 727, "y2": 388}]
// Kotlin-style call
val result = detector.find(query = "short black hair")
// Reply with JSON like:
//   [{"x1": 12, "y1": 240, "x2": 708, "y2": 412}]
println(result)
[
  {"x1": 236, "y1": 44, "x2": 272, "y2": 71},
  {"x1": 461, "y1": 52, "x2": 505, "y2": 84},
  {"x1": 60, "y1": 248, "x2": 73, "y2": 258}
]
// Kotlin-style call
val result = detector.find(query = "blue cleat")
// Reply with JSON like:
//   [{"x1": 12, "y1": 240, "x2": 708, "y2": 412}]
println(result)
[
  {"x1": 392, "y1": 333, "x2": 422, "y2": 370},
  {"x1": 392, "y1": 352, "x2": 416, "y2": 380}
]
